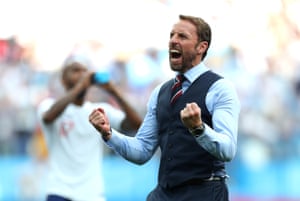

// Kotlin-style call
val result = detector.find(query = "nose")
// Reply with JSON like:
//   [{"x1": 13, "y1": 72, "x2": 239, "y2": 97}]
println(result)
[
  {"x1": 169, "y1": 35, "x2": 178, "y2": 43},
  {"x1": 79, "y1": 68, "x2": 88, "y2": 74},
  {"x1": 169, "y1": 36, "x2": 179, "y2": 47}
]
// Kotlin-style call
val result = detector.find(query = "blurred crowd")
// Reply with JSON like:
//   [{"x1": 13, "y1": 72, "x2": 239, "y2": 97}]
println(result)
[
  {"x1": 0, "y1": 0, "x2": 300, "y2": 169},
  {"x1": 1, "y1": 1, "x2": 300, "y2": 200}
]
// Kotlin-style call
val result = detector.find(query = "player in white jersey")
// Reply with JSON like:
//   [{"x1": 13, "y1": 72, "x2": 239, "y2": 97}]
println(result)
[{"x1": 37, "y1": 61, "x2": 142, "y2": 201}]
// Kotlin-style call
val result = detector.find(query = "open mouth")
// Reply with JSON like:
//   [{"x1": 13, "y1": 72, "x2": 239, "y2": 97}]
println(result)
[
  {"x1": 169, "y1": 49, "x2": 182, "y2": 66},
  {"x1": 170, "y1": 49, "x2": 182, "y2": 59}
]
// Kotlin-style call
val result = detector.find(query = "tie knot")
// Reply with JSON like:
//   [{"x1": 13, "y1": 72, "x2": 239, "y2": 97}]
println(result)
[{"x1": 176, "y1": 74, "x2": 185, "y2": 83}]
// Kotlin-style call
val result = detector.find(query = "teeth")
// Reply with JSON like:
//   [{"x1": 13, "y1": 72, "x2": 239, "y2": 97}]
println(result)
[{"x1": 170, "y1": 49, "x2": 180, "y2": 53}]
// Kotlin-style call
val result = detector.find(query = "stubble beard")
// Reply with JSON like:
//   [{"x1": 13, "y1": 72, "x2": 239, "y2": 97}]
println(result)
[{"x1": 170, "y1": 51, "x2": 197, "y2": 73}]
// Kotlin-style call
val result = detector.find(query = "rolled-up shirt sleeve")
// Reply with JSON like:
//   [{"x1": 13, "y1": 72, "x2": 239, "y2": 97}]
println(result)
[{"x1": 195, "y1": 79, "x2": 240, "y2": 161}]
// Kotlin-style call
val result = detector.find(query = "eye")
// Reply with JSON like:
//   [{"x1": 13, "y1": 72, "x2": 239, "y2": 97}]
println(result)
[
  {"x1": 178, "y1": 33, "x2": 187, "y2": 39},
  {"x1": 170, "y1": 32, "x2": 174, "y2": 39}
]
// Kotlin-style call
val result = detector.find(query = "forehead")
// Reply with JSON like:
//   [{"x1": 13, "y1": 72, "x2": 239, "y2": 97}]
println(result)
[
  {"x1": 171, "y1": 19, "x2": 197, "y2": 36},
  {"x1": 62, "y1": 62, "x2": 87, "y2": 77},
  {"x1": 64, "y1": 62, "x2": 86, "y2": 72}
]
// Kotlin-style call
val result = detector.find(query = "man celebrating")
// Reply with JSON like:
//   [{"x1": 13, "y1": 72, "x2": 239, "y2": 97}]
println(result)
[{"x1": 89, "y1": 15, "x2": 240, "y2": 201}]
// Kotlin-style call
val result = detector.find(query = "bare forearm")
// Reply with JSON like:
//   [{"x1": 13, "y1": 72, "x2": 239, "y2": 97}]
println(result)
[{"x1": 42, "y1": 86, "x2": 84, "y2": 124}]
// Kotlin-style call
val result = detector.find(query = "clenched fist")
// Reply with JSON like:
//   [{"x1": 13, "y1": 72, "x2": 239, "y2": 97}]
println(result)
[
  {"x1": 89, "y1": 108, "x2": 112, "y2": 140},
  {"x1": 180, "y1": 102, "x2": 203, "y2": 130}
]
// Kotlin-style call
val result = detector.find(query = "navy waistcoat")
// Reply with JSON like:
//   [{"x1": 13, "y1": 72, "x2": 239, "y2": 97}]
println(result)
[{"x1": 156, "y1": 70, "x2": 224, "y2": 189}]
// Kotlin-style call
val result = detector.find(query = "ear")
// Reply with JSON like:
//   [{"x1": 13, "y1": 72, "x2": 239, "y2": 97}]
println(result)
[{"x1": 196, "y1": 41, "x2": 208, "y2": 55}]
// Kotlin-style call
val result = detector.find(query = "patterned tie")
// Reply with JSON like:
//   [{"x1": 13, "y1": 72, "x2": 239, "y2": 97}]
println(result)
[{"x1": 170, "y1": 74, "x2": 185, "y2": 105}]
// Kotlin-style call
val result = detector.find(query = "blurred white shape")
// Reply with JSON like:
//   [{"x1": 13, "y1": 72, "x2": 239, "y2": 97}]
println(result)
[
  {"x1": 240, "y1": 137, "x2": 271, "y2": 170},
  {"x1": 0, "y1": 0, "x2": 176, "y2": 70}
]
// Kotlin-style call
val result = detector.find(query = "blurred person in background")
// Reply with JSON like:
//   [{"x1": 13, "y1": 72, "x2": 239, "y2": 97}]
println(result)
[
  {"x1": 89, "y1": 14, "x2": 240, "y2": 201},
  {"x1": 37, "y1": 61, "x2": 142, "y2": 201}
]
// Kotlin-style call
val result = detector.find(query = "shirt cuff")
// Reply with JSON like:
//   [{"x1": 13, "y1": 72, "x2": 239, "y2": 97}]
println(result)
[{"x1": 105, "y1": 128, "x2": 122, "y2": 148}]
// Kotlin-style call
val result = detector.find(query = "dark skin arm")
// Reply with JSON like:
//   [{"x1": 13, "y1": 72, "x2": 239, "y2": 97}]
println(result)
[
  {"x1": 99, "y1": 82, "x2": 142, "y2": 131},
  {"x1": 42, "y1": 72, "x2": 92, "y2": 124},
  {"x1": 42, "y1": 71, "x2": 142, "y2": 132}
]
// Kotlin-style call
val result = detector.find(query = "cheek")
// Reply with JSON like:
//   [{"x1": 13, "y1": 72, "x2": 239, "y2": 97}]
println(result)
[
  {"x1": 74, "y1": 72, "x2": 84, "y2": 81},
  {"x1": 183, "y1": 42, "x2": 197, "y2": 52},
  {"x1": 183, "y1": 46, "x2": 197, "y2": 57},
  {"x1": 67, "y1": 75, "x2": 81, "y2": 88}
]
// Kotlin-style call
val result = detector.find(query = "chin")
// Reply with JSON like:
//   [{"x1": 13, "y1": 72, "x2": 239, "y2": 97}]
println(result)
[{"x1": 170, "y1": 64, "x2": 182, "y2": 72}]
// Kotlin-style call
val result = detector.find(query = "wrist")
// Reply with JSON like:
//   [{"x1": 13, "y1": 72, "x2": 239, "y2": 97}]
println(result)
[
  {"x1": 189, "y1": 123, "x2": 205, "y2": 137},
  {"x1": 102, "y1": 127, "x2": 112, "y2": 141}
]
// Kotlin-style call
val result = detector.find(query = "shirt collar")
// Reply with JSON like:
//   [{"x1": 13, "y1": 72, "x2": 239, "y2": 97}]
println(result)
[{"x1": 183, "y1": 62, "x2": 209, "y2": 83}]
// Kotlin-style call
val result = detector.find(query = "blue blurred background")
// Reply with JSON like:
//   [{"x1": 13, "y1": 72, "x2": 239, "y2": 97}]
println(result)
[{"x1": 1, "y1": 0, "x2": 300, "y2": 200}]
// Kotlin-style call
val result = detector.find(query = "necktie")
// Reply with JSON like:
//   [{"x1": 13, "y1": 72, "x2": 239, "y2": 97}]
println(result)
[{"x1": 170, "y1": 74, "x2": 185, "y2": 105}]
